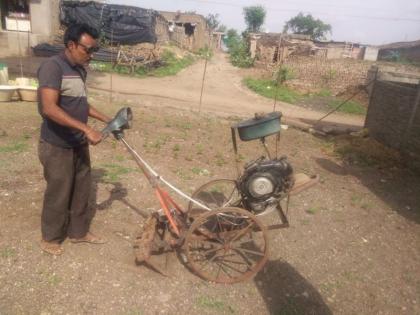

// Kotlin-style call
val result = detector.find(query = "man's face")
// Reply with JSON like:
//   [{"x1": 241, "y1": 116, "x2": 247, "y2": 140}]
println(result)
[{"x1": 67, "y1": 33, "x2": 98, "y2": 66}]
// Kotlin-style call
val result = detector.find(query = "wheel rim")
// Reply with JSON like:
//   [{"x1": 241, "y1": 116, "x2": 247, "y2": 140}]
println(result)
[
  {"x1": 184, "y1": 207, "x2": 269, "y2": 284},
  {"x1": 188, "y1": 179, "x2": 243, "y2": 212}
]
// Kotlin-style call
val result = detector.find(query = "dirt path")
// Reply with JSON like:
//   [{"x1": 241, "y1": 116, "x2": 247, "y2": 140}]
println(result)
[{"x1": 88, "y1": 52, "x2": 364, "y2": 128}]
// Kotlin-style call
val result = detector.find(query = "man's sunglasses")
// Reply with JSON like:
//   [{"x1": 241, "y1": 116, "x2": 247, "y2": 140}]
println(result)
[{"x1": 78, "y1": 42, "x2": 100, "y2": 54}]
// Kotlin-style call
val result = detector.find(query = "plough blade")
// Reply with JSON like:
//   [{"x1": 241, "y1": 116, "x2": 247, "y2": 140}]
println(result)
[{"x1": 133, "y1": 214, "x2": 170, "y2": 277}]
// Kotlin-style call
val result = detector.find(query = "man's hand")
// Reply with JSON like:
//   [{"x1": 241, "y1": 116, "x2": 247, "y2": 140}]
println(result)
[{"x1": 85, "y1": 127, "x2": 103, "y2": 145}]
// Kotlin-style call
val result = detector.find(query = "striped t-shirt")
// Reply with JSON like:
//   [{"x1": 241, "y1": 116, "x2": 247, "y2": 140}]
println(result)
[{"x1": 37, "y1": 51, "x2": 89, "y2": 148}]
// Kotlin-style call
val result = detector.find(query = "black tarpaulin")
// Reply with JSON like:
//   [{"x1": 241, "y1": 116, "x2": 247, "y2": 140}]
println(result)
[
  {"x1": 32, "y1": 43, "x2": 146, "y2": 63},
  {"x1": 60, "y1": 1, "x2": 158, "y2": 45}
]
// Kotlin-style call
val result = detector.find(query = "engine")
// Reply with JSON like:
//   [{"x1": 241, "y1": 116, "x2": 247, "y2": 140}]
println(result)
[{"x1": 238, "y1": 156, "x2": 294, "y2": 214}]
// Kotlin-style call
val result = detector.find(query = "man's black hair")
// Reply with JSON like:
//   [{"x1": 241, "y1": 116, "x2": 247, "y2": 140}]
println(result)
[{"x1": 64, "y1": 23, "x2": 99, "y2": 47}]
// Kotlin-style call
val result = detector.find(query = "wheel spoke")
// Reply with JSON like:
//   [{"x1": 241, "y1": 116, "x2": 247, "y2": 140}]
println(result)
[
  {"x1": 201, "y1": 245, "x2": 224, "y2": 255},
  {"x1": 233, "y1": 248, "x2": 254, "y2": 269},
  {"x1": 185, "y1": 206, "x2": 268, "y2": 283},
  {"x1": 221, "y1": 187, "x2": 240, "y2": 207},
  {"x1": 232, "y1": 246, "x2": 265, "y2": 257},
  {"x1": 191, "y1": 248, "x2": 221, "y2": 271},
  {"x1": 215, "y1": 251, "x2": 224, "y2": 279},
  {"x1": 215, "y1": 214, "x2": 226, "y2": 234},
  {"x1": 230, "y1": 221, "x2": 254, "y2": 243},
  {"x1": 209, "y1": 191, "x2": 221, "y2": 206},
  {"x1": 218, "y1": 257, "x2": 250, "y2": 267},
  {"x1": 217, "y1": 259, "x2": 247, "y2": 274}
]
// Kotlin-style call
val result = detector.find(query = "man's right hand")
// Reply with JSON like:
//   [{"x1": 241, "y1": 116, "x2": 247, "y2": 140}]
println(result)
[{"x1": 85, "y1": 127, "x2": 103, "y2": 145}]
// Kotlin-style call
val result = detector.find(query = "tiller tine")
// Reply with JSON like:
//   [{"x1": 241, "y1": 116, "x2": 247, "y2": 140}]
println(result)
[{"x1": 133, "y1": 214, "x2": 170, "y2": 277}]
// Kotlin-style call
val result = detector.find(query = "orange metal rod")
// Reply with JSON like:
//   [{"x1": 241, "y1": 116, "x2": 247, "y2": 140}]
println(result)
[{"x1": 155, "y1": 189, "x2": 180, "y2": 236}]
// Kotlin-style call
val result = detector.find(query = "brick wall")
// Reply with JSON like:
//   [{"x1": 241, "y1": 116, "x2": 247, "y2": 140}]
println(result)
[{"x1": 365, "y1": 80, "x2": 420, "y2": 170}]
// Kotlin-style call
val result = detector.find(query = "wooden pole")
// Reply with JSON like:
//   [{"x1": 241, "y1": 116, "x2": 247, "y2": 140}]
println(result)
[
  {"x1": 27, "y1": 30, "x2": 32, "y2": 77},
  {"x1": 272, "y1": 34, "x2": 283, "y2": 112},
  {"x1": 198, "y1": 30, "x2": 212, "y2": 115},
  {"x1": 110, "y1": 28, "x2": 113, "y2": 105},
  {"x1": 15, "y1": 17, "x2": 23, "y2": 78},
  {"x1": 198, "y1": 57, "x2": 208, "y2": 115}
]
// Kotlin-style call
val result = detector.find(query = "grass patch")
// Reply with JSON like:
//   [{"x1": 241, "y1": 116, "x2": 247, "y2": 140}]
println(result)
[
  {"x1": 101, "y1": 163, "x2": 137, "y2": 182},
  {"x1": 351, "y1": 194, "x2": 373, "y2": 210},
  {"x1": 0, "y1": 247, "x2": 16, "y2": 259},
  {"x1": 196, "y1": 296, "x2": 234, "y2": 313},
  {"x1": 196, "y1": 144, "x2": 204, "y2": 155},
  {"x1": 306, "y1": 207, "x2": 319, "y2": 215},
  {"x1": 90, "y1": 49, "x2": 196, "y2": 78},
  {"x1": 191, "y1": 167, "x2": 210, "y2": 176},
  {"x1": 143, "y1": 135, "x2": 170, "y2": 151},
  {"x1": 150, "y1": 50, "x2": 195, "y2": 77},
  {"x1": 244, "y1": 78, "x2": 366, "y2": 115},
  {"x1": 47, "y1": 273, "x2": 62, "y2": 286},
  {"x1": 327, "y1": 99, "x2": 367, "y2": 115},
  {"x1": 0, "y1": 141, "x2": 28, "y2": 153},
  {"x1": 243, "y1": 78, "x2": 301, "y2": 104},
  {"x1": 173, "y1": 168, "x2": 193, "y2": 180},
  {"x1": 313, "y1": 88, "x2": 332, "y2": 97},
  {"x1": 214, "y1": 153, "x2": 227, "y2": 166},
  {"x1": 176, "y1": 121, "x2": 193, "y2": 130}
]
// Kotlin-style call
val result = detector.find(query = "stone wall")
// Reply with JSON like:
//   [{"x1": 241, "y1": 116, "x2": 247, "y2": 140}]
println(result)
[
  {"x1": 272, "y1": 56, "x2": 420, "y2": 96},
  {"x1": 365, "y1": 79, "x2": 420, "y2": 170},
  {"x1": 281, "y1": 56, "x2": 372, "y2": 94}
]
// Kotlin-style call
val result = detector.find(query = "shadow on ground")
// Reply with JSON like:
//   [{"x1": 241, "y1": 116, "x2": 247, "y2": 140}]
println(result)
[
  {"x1": 91, "y1": 168, "x2": 148, "y2": 218},
  {"x1": 255, "y1": 260, "x2": 333, "y2": 315},
  {"x1": 315, "y1": 157, "x2": 420, "y2": 224},
  {"x1": 300, "y1": 118, "x2": 363, "y2": 135}
]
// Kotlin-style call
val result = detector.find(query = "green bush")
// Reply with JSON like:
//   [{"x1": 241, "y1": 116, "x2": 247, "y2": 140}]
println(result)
[
  {"x1": 274, "y1": 66, "x2": 294, "y2": 84},
  {"x1": 224, "y1": 29, "x2": 254, "y2": 68},
  {"x1": 196, "y1": 46, "x2": 213, "y2": 60},
  {"x1": 229, "y1": 41, "x2": 254, "y2": 68},
  {"x1": 149, "y1": 50, "x2": 195, "y2": 77}
]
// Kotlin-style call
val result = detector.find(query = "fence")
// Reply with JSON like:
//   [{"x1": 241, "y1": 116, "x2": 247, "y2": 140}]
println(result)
[{"x1": 365, "y1": 68, "x2": 420, "y2": 170}]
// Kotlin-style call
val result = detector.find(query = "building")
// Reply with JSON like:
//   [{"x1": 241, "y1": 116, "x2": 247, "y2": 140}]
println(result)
[
  {"x1": 0, "y1": 0, "x2": 61, "y2": 57},
  {"x1": 378, "y1": 40, "x2": 420, "y2": 63},
  {"x1": 249, "y1": 33, "x2": 319, "y2": 65},
  {"x1": 249, "y1": 32, "x2": 379, "y2": 66},
  {"x1": 157, "y1": 11, "x2": 210, "y2": 51}
]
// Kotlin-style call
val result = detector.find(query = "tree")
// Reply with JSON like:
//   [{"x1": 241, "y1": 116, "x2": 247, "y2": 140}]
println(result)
[
  {"x1": 224, "y1": 29, "x2": 241, "y2": 50},
  {"x1": 243, "y1": 6, "x2": 266, "y2": 32},
  {"x1": 206, "y1": 13, "x2": 220, "y2": 32},
  {"x1": 216, "y1": 24, "x2": 227, "y2": 33},
  {"x1": 224, "y1": 28, "x2": 254, "y2": 68},
  {"x1": 284, "y1": 13, "x2": 331, "y2": 40}
]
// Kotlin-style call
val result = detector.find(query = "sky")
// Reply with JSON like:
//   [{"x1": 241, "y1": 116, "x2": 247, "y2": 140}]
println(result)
[{"x1": 109, "y1": 0, "x2": 420, "y2": 45}]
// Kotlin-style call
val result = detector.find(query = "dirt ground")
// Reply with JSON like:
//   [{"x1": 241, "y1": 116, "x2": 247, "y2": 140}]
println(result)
[
  {"x1": 2, "y1": 52, "x2": 365, "y2": 129},
  {"x1": 0, "y1": 90, "x2": 419, "y2": 315}
]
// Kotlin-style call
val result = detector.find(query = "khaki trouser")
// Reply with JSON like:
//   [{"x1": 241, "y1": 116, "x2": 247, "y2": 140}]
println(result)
[{"x1": 38, "y1": 140, "x2": 94, "y2": 242}]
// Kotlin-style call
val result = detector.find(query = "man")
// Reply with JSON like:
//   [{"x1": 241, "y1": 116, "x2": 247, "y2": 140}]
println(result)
[{"x1": 37, "y1": 23, "x2": 111, "y2": 255}]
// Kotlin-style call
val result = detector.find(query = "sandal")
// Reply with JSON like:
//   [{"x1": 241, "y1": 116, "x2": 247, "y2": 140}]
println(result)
[
  {"x1": 40, "y1": 240, "x2": 64, "y2": 256},
  {"x1": 69, "y1": 232, "x2": 107, "y2": 244}
]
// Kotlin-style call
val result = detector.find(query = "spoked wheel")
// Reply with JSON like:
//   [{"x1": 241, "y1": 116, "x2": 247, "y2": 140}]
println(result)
[
  {"x1": 187, "y1": 179, "x2": 243, "y2": 212},
  {"x1": 184, "y1": 207, "x2": 269, "y2": 284}
]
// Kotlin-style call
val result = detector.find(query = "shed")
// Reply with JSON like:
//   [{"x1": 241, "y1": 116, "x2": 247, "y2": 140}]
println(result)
[{"x1": 378, "y1": 40, "x2": 420, "y2": 63}]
